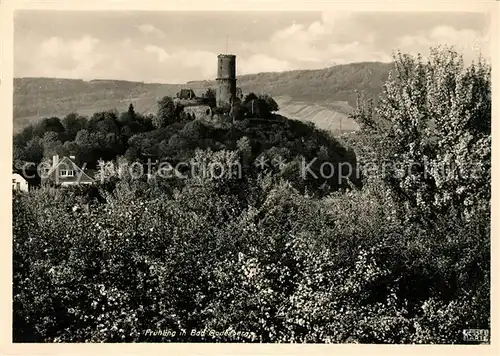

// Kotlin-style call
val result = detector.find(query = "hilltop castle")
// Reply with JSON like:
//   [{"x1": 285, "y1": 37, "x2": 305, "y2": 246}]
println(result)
[
  {"x1": 173, "y1": 53, "x2": 250, "y2": 124},
  {"x1": 175, "y1": 53, "x2": 241, "y2": 112}
]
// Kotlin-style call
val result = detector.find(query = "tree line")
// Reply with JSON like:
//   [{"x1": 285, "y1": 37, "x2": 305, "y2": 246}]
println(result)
[{"x1": 13, "y1": 91, "x2": 281, "y2": 171}]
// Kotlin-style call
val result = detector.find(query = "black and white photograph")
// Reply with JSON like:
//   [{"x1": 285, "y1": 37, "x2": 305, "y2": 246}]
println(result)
[{"x1": 5, "y1": 0, "x2": 496, "y2": 348}]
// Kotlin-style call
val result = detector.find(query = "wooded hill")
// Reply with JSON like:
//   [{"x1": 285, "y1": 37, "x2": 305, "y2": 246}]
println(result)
[{"x1": 14, "y1": 61, "x2": 393, "y2": 132}]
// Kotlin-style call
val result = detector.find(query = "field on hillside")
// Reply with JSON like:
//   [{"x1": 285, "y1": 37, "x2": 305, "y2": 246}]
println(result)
[{"x1": 275, "y1": 96, "x2": 358, "y2": 134}]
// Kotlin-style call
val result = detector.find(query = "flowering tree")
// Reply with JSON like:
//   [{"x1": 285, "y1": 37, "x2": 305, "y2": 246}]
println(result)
[{"x1": 352, "y1": 46, "x2": 491, "y2": 224}]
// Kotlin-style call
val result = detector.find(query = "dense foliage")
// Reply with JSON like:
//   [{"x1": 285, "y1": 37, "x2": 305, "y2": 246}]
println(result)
[
  {"x1": 13, "y1": 48, "x2": 489, "y2": 343},
  {"x1": 13, "y1": 96, "x2": 356, "y2": 194},
  {"x1": 349, "y1": 47, "x2": 490, "y2": 224}
]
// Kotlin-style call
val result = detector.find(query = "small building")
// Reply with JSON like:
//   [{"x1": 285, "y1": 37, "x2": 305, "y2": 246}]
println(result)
[
  {"x1": 42, "y1": 155, "x2": 95, "y2": 186},
  {"x1": 12, "y1": 173, "x2": 29, "y2": 192},
  {"x1": 176, "y1": 88, "x2": 197, "y2": 100},
  {"x1": 13, "y1": 165, "x2": 41, "y2": 191}
]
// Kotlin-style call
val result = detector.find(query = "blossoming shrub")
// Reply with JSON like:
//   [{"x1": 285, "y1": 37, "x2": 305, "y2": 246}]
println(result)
[{"x1": 13, "y1": 174, "x2": 489, "y2": 343}]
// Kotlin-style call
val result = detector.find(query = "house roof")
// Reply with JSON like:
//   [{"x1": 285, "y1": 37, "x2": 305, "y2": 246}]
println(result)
[
  {"x1": 44, "y1": 156, "x2": 95, "y2": 184},
  {"x1": 12, "y1": 172, "x2": 27, "y2": 181},
  {"x1": 85, "y1": 169, "x2": 98, "y2": 179},
  {"x1": 178, "y1": 88, "x2": 196, "y2": 99}
]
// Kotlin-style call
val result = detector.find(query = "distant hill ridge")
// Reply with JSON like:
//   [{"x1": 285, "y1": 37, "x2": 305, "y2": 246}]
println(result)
[{"x1": 14, "y1": 61, "x2": 393, "y2": 132}]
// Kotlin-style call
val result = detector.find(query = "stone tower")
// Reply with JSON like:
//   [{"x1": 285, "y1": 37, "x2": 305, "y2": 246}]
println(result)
[{"x1": 216, "y1": 54, "x2": 236, "y2": 109}]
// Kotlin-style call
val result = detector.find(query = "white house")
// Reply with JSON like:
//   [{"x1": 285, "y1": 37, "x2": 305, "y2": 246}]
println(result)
[
  {"x1": 12, "y1": 173, "x2": 29, "y2": 192},
  {"x1": 41, "y1": 155, "x2": 95, "y2": 186}
]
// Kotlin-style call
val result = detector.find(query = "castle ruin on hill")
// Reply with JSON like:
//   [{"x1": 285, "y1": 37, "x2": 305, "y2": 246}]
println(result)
[
  {"x1": 174, "y1": 53, "x2": 280, "y2": 123},
  {"x1": 175, "y1": 53, "x2": 241, "y2": 112}
]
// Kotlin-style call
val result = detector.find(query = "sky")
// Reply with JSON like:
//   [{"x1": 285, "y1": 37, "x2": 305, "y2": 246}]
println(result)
[{"x1": 14, "y1": 10, "x2": 491, "y2": 83}]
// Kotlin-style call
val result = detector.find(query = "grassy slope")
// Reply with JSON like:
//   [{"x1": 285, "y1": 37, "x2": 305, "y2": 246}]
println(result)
[{"x1": 13, "y1": 62, "x2": 393, "y2": 133}]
